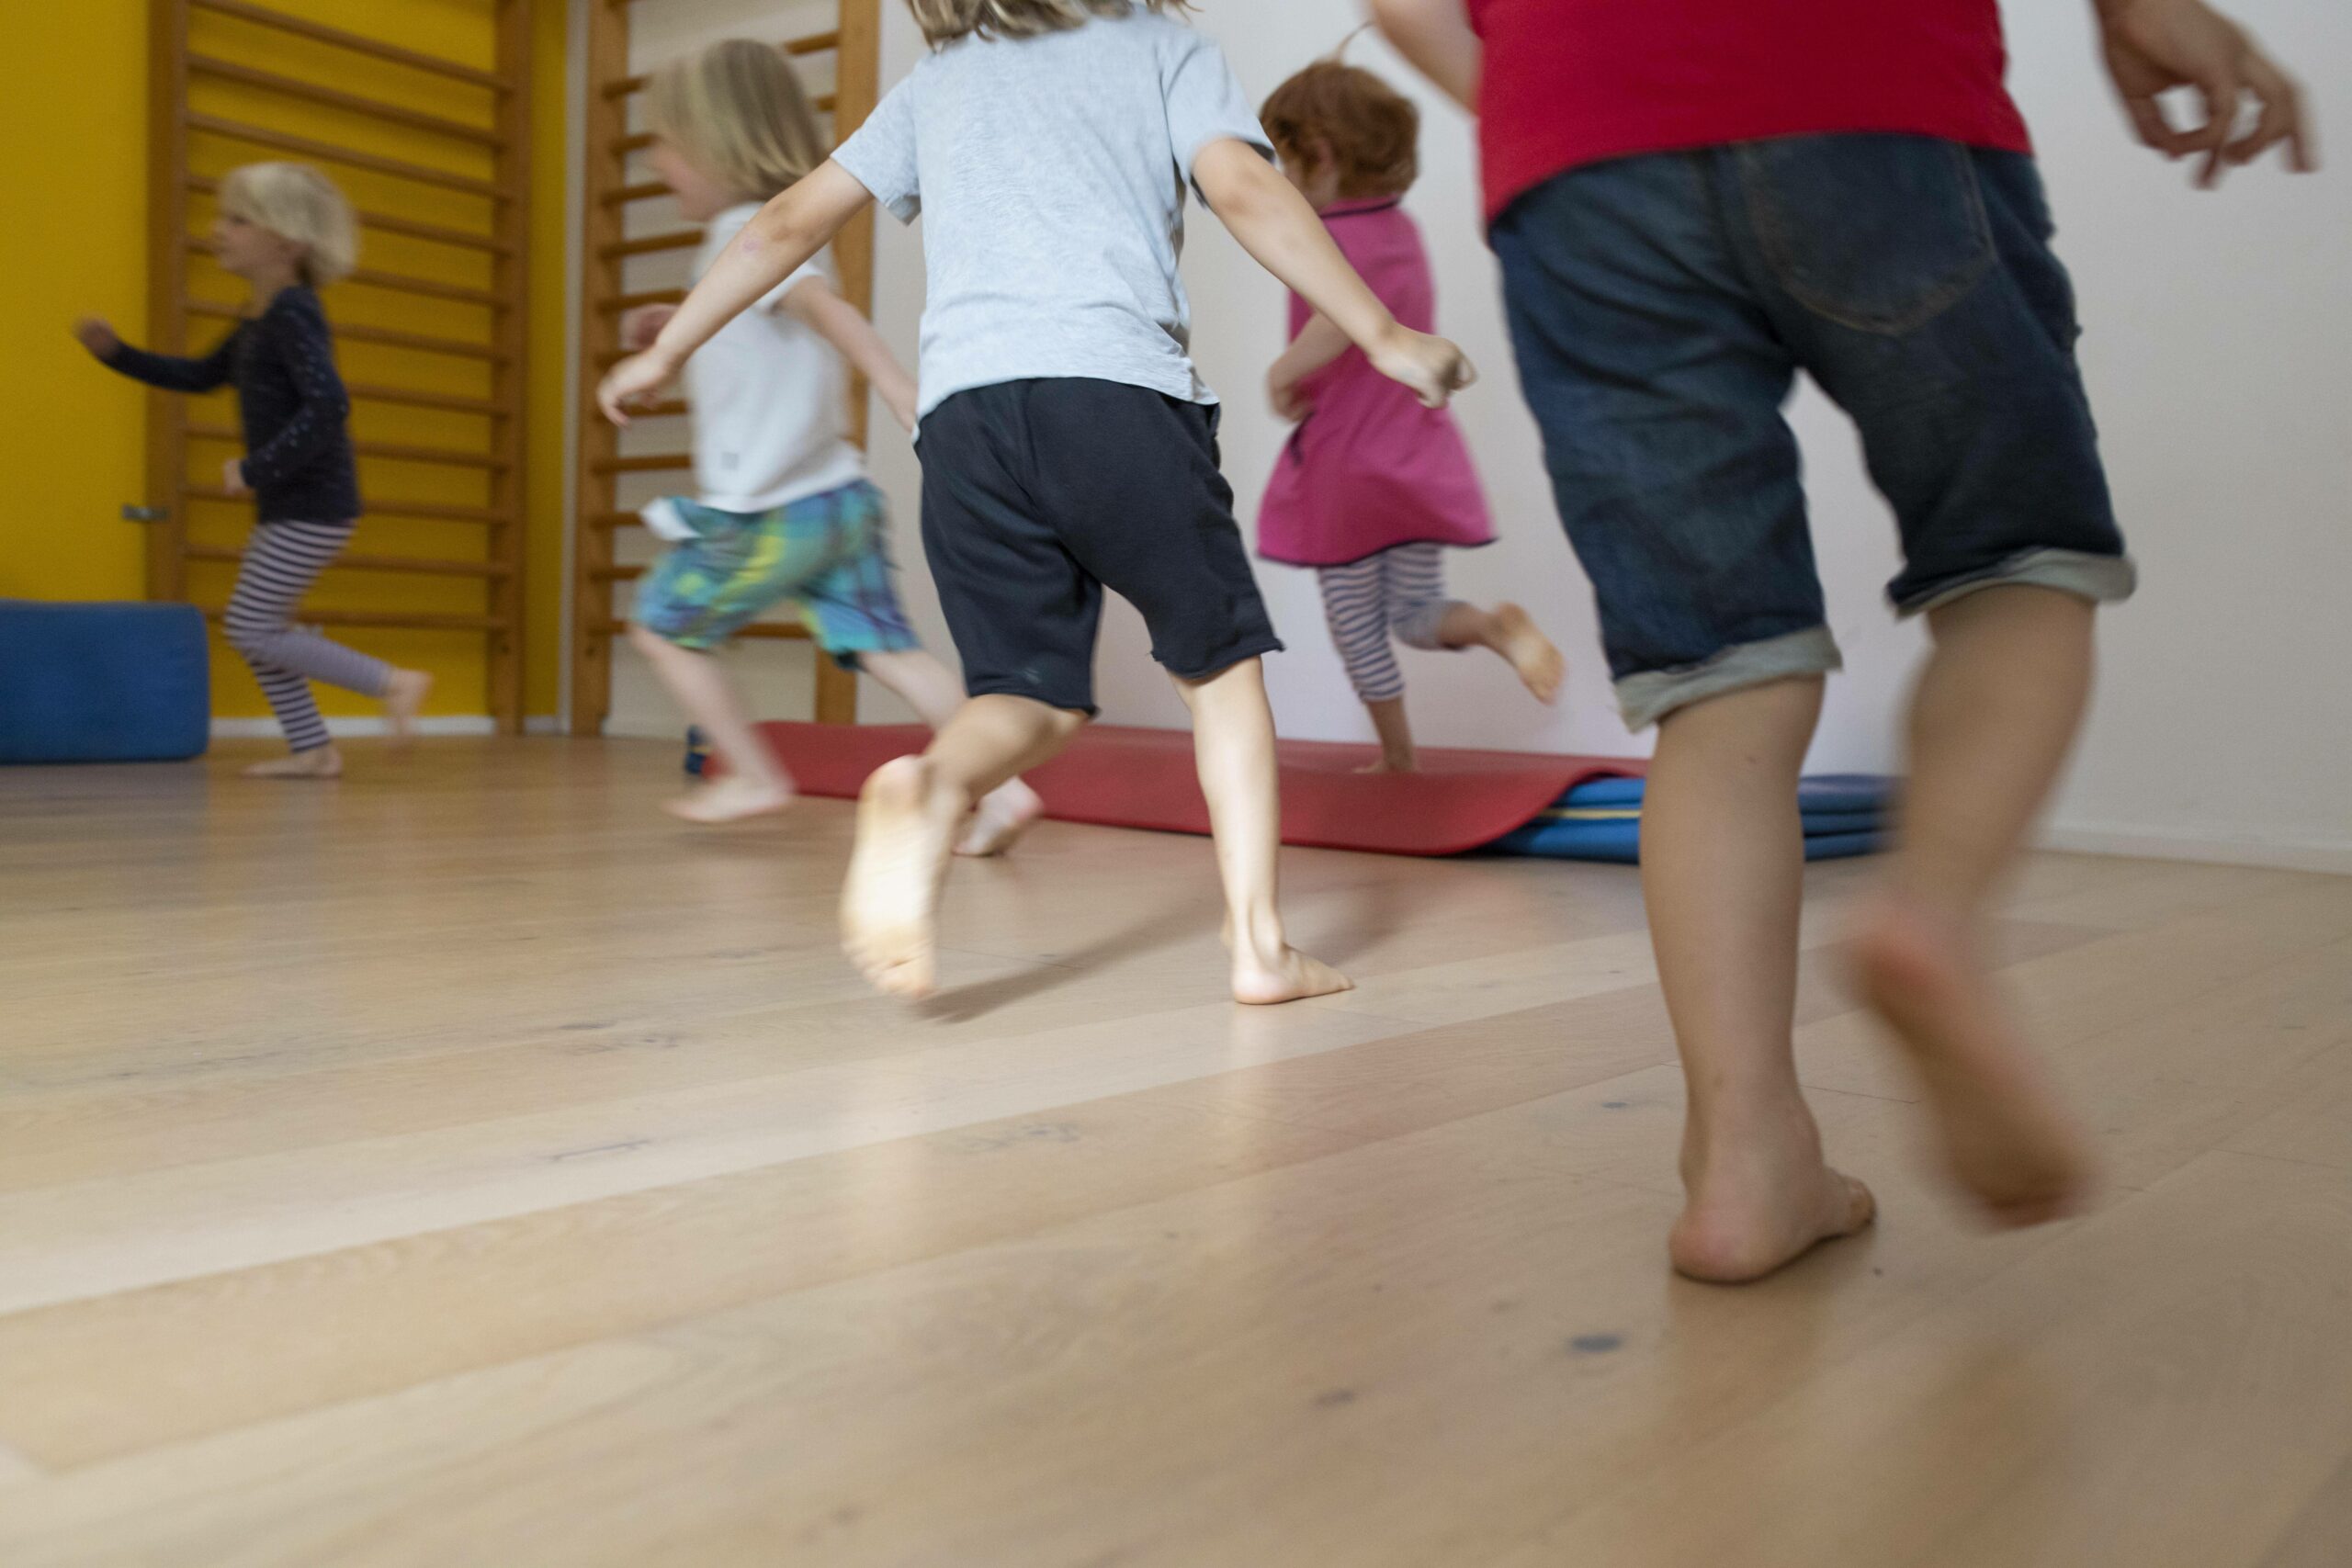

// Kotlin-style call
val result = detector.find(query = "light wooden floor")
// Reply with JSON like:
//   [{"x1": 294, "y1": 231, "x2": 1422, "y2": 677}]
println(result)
[{"x1": 1, "y1": 739, "x2": 2347, "y2": 1568}]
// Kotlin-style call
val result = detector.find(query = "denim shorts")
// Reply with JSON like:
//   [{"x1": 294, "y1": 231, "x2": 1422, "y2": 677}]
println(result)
[{"x1": 1494, "y1": 135, "x2": 2134, "y2": 730}]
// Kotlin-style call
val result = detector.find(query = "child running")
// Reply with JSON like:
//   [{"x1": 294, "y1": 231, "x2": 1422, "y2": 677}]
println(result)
[
  {"x1": 623, "y1": 39, "x2": 1040, "y2": 849},
  {"x1": 74, "y1": 163, "x2": 431, "y2": 778},
  {"x1": 1257, "y1": 52, "x2": 1562, "y2": 773},
  {"x1": 603, "y1": 0, "x2": 1474, "y2": 1003},
  {"x1": 1372, "y1": 0, "x2": 2312, "y2": 1280}
]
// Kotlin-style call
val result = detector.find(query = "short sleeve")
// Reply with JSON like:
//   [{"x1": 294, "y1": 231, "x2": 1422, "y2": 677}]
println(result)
[
  {"x1": 832, "y1": 77, "x2": 922, "y2": 223},
  {"x1": 1161, "y1": 30, "x2": 1272, "y2": 197}
]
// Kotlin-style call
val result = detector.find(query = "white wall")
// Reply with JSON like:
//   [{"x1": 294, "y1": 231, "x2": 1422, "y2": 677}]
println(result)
[
  {"x1": 2004, "y1": 1, "x2": 2352, "y2": 870},
  {"x1": 638, "y1": 2, "x2": 2352, "y2": 868}
]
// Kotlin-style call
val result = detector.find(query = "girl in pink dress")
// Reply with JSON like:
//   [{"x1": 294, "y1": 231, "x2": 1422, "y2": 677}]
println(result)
[{"x1": 1259, "y1": 57, "x2": 1563, "y2": 773}]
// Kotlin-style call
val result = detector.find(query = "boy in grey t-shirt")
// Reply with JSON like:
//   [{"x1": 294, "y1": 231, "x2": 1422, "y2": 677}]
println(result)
[{"x1": 602, "y1": 0, "x2": 1473, "y2": 1007}]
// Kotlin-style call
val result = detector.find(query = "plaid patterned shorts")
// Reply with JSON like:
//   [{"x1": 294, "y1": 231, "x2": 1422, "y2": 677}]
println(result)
[{"x1": 633, "y1": 479, "x2": 920, "y2": 660}]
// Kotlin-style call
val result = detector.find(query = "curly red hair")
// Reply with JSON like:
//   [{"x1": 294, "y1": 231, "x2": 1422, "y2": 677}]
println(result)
[{"x1": 1261, "y1": 59, "x2": 1419, "y2": 199}]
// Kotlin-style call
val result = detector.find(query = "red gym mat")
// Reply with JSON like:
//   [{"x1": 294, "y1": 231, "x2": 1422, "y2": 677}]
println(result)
[{"x1": 748, "y1": 721, "x2": 1640, "y2": 857}]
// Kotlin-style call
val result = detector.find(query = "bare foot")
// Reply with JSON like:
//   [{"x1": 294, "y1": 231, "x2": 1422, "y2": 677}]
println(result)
[
  {"x1": 1490, "y1": 604, "x2": 1566, "y2": 705},
  {"x1": 243, "y1": 747, "x2": 343, "y2": 780},
  {"x1": 1851, "y1": 888, "x2": 2097, "y2": 1228},
  {"x1": 1355, "y1": 756, "x2": 1416, "y2": 775},
  {"x1": 1671, "y1": 1111, "x2": 1878, "y2": 1283},
  {"x1": 664, "y1": 775, "x2": 794, "y2": 825},
  {"x1": 1224, "y1": 916, "x2": 1354, "y2": 1007},
  {"x1": 956, "y1": 778, "x2": 1044, "y2": 858},
  {"x1": 841, "y1": 756, "x2": 963, "y2": 998},
  {"x1": 382, "y1": 670, "x2": 433, "y2": 752}
]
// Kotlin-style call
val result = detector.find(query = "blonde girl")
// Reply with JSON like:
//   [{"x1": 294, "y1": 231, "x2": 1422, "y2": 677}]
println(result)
[
  {"x1": 623, "y1": 39, "x2": 1038, "y2": 846},
  {"x1": 75, "y1": 162, "x2": 430, "y2": 777}
]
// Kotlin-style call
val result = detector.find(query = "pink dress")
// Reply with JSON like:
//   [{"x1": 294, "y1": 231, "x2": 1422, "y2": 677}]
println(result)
[{"x1": 1256, "y1": 199, "x2": 1495, "y2": 568}]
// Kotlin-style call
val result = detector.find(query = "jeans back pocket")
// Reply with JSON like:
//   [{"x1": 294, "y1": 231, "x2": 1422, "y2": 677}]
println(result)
[{"x1": 1736, "y1": 135, "x2": 1996, "y2": 335}]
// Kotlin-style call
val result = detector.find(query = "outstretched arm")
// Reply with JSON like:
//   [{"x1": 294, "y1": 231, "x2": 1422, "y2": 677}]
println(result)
[
  {"x1": 1193, "y1": 139, "x2": 1474, "y2": 409},
  {"x1": 2096, "y1": 0, "x2": 2314, "y2": 185},
  {"x1": 784, "y1": 276, "x2": 921, "y2": 435},
  {"x1": 75, "y1": 319, "x2": 238, "y2": 394},
  {"x1": 599, "y1": 161, "x2": 876, "y2": 423},
  {"x1": 1368, "y1": 0, "x2": 1481, "y2": 112}
]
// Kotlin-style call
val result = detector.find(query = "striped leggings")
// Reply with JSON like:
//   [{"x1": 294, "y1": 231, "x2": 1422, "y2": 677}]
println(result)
[
  {"x1": 1314, "y1": 543, "x2": 1462, "y2": 705},
  {"x1": 222, "y1": 521, "x2": 391, "y2": 754}
]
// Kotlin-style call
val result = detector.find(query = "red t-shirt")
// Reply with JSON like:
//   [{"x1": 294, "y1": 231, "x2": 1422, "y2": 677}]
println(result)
[{"x1": 1468, "y1": 0, "x2": 2032, "y2": 223}]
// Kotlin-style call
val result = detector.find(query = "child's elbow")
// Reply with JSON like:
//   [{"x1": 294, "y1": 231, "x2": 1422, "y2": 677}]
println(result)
[{"x1": 748, "y1": 188, "x2": 829, "y2": 260}]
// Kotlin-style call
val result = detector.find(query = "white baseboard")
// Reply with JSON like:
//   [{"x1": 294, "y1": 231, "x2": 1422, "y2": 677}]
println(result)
[
  {"x1": 2041, "y1": 822, "x2": 2352, "y2": 876},
  {"x1": 211, "y1": 716, "x2": 568, "y2": 740}
]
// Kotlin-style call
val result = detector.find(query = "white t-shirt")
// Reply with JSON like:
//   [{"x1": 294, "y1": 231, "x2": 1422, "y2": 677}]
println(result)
[
  {"x1": 684, "y1": 203, "x2": 867, "y2": 513},
  {"x1": 831, "y1": 6, "x2": 1272, "y2": 422}
]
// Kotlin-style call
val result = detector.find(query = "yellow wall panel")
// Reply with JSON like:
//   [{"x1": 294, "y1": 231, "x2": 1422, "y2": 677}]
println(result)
[{"x1": 0, "y1": 0, "x2": 571, "y2": 728}]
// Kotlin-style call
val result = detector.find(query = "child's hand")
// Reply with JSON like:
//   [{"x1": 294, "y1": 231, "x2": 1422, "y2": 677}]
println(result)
[
  {"x1": 1268, "y1": 370, "x2": 1310, "y2": 423},
  {"x1": 221, "y1": 459, "x2": 248, "y2": 496},
  {"x1": 598, "y1": 349, "x2": 682, "y2": 426},
  {"x1": 73, "y1": 318, "x2": 120, "y2": 358},
  {"x1": 2101, "y1": 0, "x2": 2312, "y2": 185},
  {"x1": 1370, "y1": 327, "x2": 1476, "y2": 410},
  {"x1": 622, "y1": 304, "x2": 678, "y2": 352}
]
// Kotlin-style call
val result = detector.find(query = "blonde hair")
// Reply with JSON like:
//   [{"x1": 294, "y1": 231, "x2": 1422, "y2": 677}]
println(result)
[
  {"x1": 646, "y1": 39, "x2": 828, "y2": 203},
  {"x1": 907, "y1": 0, "x2": 1193, "y2": 48},
  {"x1": 219, "y1": 163, "x2": 359, "y2": 288}
]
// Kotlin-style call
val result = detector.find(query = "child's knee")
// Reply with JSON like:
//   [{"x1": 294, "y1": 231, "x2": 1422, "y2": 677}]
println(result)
[
  {"x1": 221, "y1": 617, "x2": 275, "y2": 658},
  {"x1": 1390, "y1": 600, "x2": 1453, "y2": 651},
  {"x1": 627, "y1": 621, "x2": 683, "y2": 658}
]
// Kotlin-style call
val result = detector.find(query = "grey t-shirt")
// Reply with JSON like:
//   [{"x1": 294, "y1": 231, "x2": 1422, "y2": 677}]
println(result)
[{"x1": 831, "y1": 6, "x2": 1271, "y2": 422}]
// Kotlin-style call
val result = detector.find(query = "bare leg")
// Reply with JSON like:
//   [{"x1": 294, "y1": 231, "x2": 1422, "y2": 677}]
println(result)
[
  {"x1": 858, "y1": 648, "x2": 1046, "y2": 857},
  {"x1": 1173, "y1": 659, "x2": 1352, "y2": 1006},
  {"x1": 1435, "y1": 602, "x2": 1566, "y2": 704},
  {"x1": 1644, "y1": 676, "x2": 1878, "y2": 1283},
  {"x1": 1853, "y1": 586, "x2": 2099, "y2": 1225},
  {"x1": 842, "y1": 694, "x2": 1086, "y2": 998},
  {"x1": 381, "y1": 669, "x2": 434, "y2": 752},
  {"x1": 628, "y1": 624, "x2": 795, "y2": 824},
  {"x1": 1360, "y1": 696, "x2": 1417, "y2": 773}
]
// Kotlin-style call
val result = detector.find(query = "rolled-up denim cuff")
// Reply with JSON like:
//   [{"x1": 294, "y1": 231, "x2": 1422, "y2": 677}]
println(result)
[
  {"x1": 1615, "y1": 625, "x2": 1844, "y2": 732},
  {"x1": 1897, "y1": 547, "x2": 2138, "y2": 618}
]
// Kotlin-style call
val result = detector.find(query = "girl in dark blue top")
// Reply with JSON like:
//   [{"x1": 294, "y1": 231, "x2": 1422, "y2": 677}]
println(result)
[{"x1": 76, "y1": 162, "x2": 429, "y2": 777}]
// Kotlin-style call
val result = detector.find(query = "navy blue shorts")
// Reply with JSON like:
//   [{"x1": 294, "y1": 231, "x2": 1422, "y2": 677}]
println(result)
[
  {"x1": 916, "y1": 379, "x2": 1282, "y2": 716},
  {"x1": 1494, "y1": 135, "x2": 2134, "y2": 730}
]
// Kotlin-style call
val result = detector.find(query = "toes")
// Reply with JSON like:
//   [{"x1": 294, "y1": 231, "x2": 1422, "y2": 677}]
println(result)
[{"x1": 1841, "y1": 1176, "x2": 1879, "y2": 1235}]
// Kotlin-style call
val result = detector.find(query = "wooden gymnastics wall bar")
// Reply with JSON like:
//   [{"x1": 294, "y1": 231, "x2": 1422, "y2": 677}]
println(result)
[
  {"x1": 569, "y1": 0, "x2": 882, "y2": 736},
  {"x1": 144, "y1": 0, "x2": 534, "y2": 733}
]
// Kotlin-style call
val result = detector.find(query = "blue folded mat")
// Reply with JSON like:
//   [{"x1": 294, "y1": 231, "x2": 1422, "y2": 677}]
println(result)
[
  {"x1": 0, "y1": 600, "x2": 210, "y2": 764},
  {"x1": 1491, "y1": 773, "x2": 1896, "y2": 863}
]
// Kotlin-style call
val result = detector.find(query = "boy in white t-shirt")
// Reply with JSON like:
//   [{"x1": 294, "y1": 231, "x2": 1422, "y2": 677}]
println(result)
[
  {"x1": 606, "y1": 4, "x2": 1472, "y2": 1003},
  {"x1": 624, "y1": 39, "x2": 1037, "y2": 849}
]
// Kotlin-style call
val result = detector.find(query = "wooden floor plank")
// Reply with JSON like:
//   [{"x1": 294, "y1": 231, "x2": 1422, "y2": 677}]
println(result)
[
  {"x1": 2226, "y1": 1040, "x2": 2352, "y2": 1172},
  {"x1": 1482, "y1": 1151, "x2": 2352, "y2": 1568},
  {"x1": 2260, "y1": 1450, "x2": 2352, "y2": 1568},
  {"x1": 1, "y1": 740, "x2": 2345, "y2": 1567}
]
